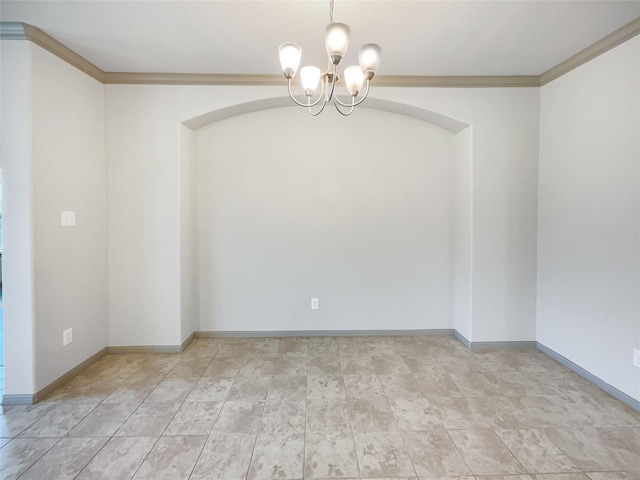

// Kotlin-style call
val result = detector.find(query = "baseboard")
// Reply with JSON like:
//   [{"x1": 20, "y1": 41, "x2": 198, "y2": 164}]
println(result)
[
  {"x1": 181, "y1": 332, "x2": 195, "y2": 351},
  {"x1": 106, "y1": 345, "x2": 183, "y2": 354},
  {"x1": 195, "y1": 329, "x2": 456, "y2": 338},
  {"x1": 454, "y1": 330, "x2": 471, "y2": 348},
  {"x1": 2, "y1": 347, "x2": 108, "y2": 405},
  {"x1": 468, "y1": 340, "x2": 537, "y2": 350},
  {"x1": 537, "y1": 342, "x2": 640, "y2": 413}
]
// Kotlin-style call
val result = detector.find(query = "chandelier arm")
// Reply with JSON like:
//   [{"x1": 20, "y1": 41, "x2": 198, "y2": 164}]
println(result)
[
  {"x1": 333, "y1": 79, "x2": 371, "y2": 108},
  {"x1": 287, "y1": 78, "x2": 325, "y2": 108},
  {"x1": 308, "y1": 99, "x2": 331, "y2": 116},
  {"x1": 333, "y1": 97, "x2": 355, "y2": 116}
]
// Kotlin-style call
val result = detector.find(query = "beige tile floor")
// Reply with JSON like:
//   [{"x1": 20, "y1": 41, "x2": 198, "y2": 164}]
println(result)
[{"x1": 1, "y1": 335, "x2": 639, "y2": 480}]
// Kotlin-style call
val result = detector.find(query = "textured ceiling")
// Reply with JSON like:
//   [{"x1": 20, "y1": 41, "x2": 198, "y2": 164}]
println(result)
[{"x1": 1, "y1": 0, "x2": 639, "y2": 76}]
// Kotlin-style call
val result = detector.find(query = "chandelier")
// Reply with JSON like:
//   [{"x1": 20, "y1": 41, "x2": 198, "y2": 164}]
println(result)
[{"x1": 278, "y1": 0, "x2": 382, "y2": 116}]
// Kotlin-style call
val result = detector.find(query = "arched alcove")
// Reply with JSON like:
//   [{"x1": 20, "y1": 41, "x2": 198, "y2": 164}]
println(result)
[{"x1": 179, "y1": 99, "x2": 472, "y2": 336}]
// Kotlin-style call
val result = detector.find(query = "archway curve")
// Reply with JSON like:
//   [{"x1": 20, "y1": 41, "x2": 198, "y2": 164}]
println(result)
[{"x1": 182, "y1": 96, "x2": 469, "y2": 133}]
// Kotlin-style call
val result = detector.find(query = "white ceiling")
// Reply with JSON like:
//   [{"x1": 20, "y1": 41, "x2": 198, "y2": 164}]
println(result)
[{"x1": 1, "y1": 0, "x2": 639, "y2": 76}]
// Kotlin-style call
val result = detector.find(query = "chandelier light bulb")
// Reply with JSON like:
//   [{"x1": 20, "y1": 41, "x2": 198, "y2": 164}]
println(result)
[
  {"x1": 279, "y1": 43, "x2": 302, "y2": 78},
  {"x1": 358, "y1": 43, "x2": 382, "y2": 79},
  {"x1": 344, "y1": 66, "x2": 364, "y2": 96},
  {"x1": 300, "y1": 66, "x2": 322, "y2": 96},
  {"x1": 325, "y1": 22, "x2": 350, "y2": 65}
]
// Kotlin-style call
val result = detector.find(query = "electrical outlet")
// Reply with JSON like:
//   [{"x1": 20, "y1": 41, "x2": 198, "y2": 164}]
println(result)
[
  {"x1": 633, "y1": 349, "x2": 640, "y2": 369},
  {"x1": 311, "y1": 298, "x2": 319, "y2": 310},
  {"x1": 61, "y1": 211, "x2": 76, "y2": 227},
  {"x1": 63, "y1": 328, "x2": 73, "y2": 346}
]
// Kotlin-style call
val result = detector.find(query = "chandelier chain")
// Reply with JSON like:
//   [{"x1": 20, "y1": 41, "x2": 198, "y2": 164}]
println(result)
[{"x1": 329, "y1": 0, "x2": 334, "y2": 22}]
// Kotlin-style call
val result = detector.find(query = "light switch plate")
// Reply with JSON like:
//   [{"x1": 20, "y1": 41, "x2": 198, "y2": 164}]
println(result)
[
  {"x1": 311, "y1": 298, "x2": 319, "y2": 310},
  {"x1": 61, "y1": 211, "x2": 76, "y2": 227},
  {"x1": 63, "y1": 328, "x2": 73, "y2": 346}
]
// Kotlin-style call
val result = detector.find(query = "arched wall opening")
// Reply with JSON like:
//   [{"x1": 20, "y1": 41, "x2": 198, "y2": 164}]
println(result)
[{"x1": 179, "y1": 99, "x2": 472, "y2": 337}]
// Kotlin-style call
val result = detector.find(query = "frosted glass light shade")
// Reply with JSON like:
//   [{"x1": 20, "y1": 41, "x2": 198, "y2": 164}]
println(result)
[
  {"x1": 279, "y1": 43, "x2": 302, "y2": 78},
  {"x1": 358, "y1": 43, "x2": 381, "y2": 79},
  {"x1": 344, "y1": 66, "x2": 364, "y2": 96},
  {"x1": 300, "y1": 66, "x2": 322, "y2": 96},
  {"x1": 325, "y1": 22, "x2": 350, "y2": 64}
]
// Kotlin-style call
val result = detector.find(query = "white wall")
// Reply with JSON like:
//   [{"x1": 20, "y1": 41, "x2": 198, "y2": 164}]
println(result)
[
  {"x1": 538, "y1": 37, "x2": 640, "y2": 401},
  {"x1": 0, "y1": 40, "x2": 36, "y2": 396},
  {"x1": 451, "y1": 127, "x2": 473, "y2": 340},
  {"x1": 179, "y1": 125, "x2": 199, "y2": 342},
  {"x1": 31, "y1": 45, "x2": 108, "y2": 389},
  {"x1": 1, "y1": 41, "x2": 108, "y2": 395},
  {"x1": 106, "y1": 85, "x2": 539, "y2": 344},
  {"x1": 197, "y1": 107, "x2": 453, "y2": 332}
]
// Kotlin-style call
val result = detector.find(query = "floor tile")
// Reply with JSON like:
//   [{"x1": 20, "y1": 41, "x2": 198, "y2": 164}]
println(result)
[
  {"x1": 349, "y1": 396, "x2": 398, "y2": 432},
  {"x1": 75, "y1": 436, "x2": 157, "y2": 480},
  {"x1": 19, "y1": 403, "x2": 96, "y2": 437},
  {"x1": 402, "y1": 430, "x2": 471, "y2": 476},
  {"x1": 388, "y1": 397, "x2": 443, "y2": 430},
  {"x1": 340, "y1": 355, "x2": 378, "y2": 375},
  {"x1": 414, "y1": 373, "x2": 465, "y2": 397},
  {"x1": 115, "y1": 402, "x2": 181, "y2": 436},
  {"x1": 247, "y1": 431, "x2": 305, "y2": 480},
  {"x1": 343, "y1": 374, "x2": 385, "y2": 399},
  {"x1": 18, "y1": 437, "x2": 107, "y2": 480},
  {"x1": 448, "y1": 429, "x2": 527, "y2": 475},
  {"x1": 213, "y1": 400, "x2": 265, "y2": 433},
  {"x1": 586, "y1": 473, "x2": 637, "y2": 480},
  {"x1": 308, "y1": 354, "x2": 342, "y2": 375},
  {"x1": 164, "y1": 402, "x2": 222, "y2": 435},
  {"x1": 428, "y1": 396, "x2": 492, "y2": 429},
  {"x1": 277, "y1": 339, "x2": 309, "y2": 357},
  {"x1": 372, "y1": 355, "x2": 413, "y2": 375},
  {"x1": 144, "y1": 377, "x2": 198, "y2": 403},
  {"x1": 533, "y1": 475, "x2": 590, "y2": 480},
  {"x1": 185, "y1": 376, "x2": 233, "y2": 402},
  {"x1": 273, "y1": 357, "x2": 307, "y2": 375},
  {"x1": 0, "y1": 437, "x2": 59, "y2": 480},
  {"x1": 191, "y1": 433, "x2": 256, "y2": 480},
  {"x1": 543, "y1": 427, "x2": 632, "y2": 471},
  {"x1": 308, "y1": 337, "x2": 339, "y2": 356},
  {"x1": 132, "y1": 435, "x2": 206, "y2": 480},
  {"x1": 305, "y1": 431, "x2": 359, "y2": 479},
  {"x1": 237, "y1": 357, "x2": 276, "y2": 377},
  {"x1": 353, "y1": 431, "x2": 416, "y2": 478},
  {"x1": 0, "y1": 405, "x2": 53, "y2": 437},
  {"x1": 307, "y1": 399, "x2": 352, "y2": 432},
  {"x1": 67, "y1": 402, "x2": 138, "y2": 437},
  {"x1": 378, "y1": 374, "x2": 424, "y2": 398},
  {"x1": 496, "y1": 428, "x2": 580, "y2": 473},
  {"x1": 202, "y1": 357, "x2": 244, "y2": 377},
  {"x1": 166, "y1": 354, "x2": 214, "y2": 378},
  {"x1": 308, "y1": 374, "x2": 346, "y2": 400},
  {"x1": 102, "y1": 374, "x2": 162, "y2": 405},
  {"x1": 260, "y1": 399, "x2": 305, "y2": 434},
  {"x1": 227, "y1": 375, "x2": 272, "y2": 400},
  {"x1": 267, "y1": 375, "x2": 307, "y2": 401},
  {"x1": 2, "y1": 335, "x2": 638, "y2": 480}
]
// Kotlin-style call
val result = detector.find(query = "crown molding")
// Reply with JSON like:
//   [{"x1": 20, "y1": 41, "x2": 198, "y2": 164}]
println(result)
[
  {"x1": 539, "y1": 16, "x2": 640, "y2": 86},
  {"x1": 0, "y1": 22, "x2": 105, "y2": 82},
  {"x1": 102, "y1": 72, "x2": 539, "y2": 87},
  {"x1": 374, "y1": 75, "x2": 539, "y2": 88},
  {"x1": 2, "y1": 18, "x2": 639, "y2": 88},
  {"x1": 0, "y1": 21, "x2": 28, "y2": 40},
  {"x1": 102, "y1": 72, "x2": 284, "y2": 86}
]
